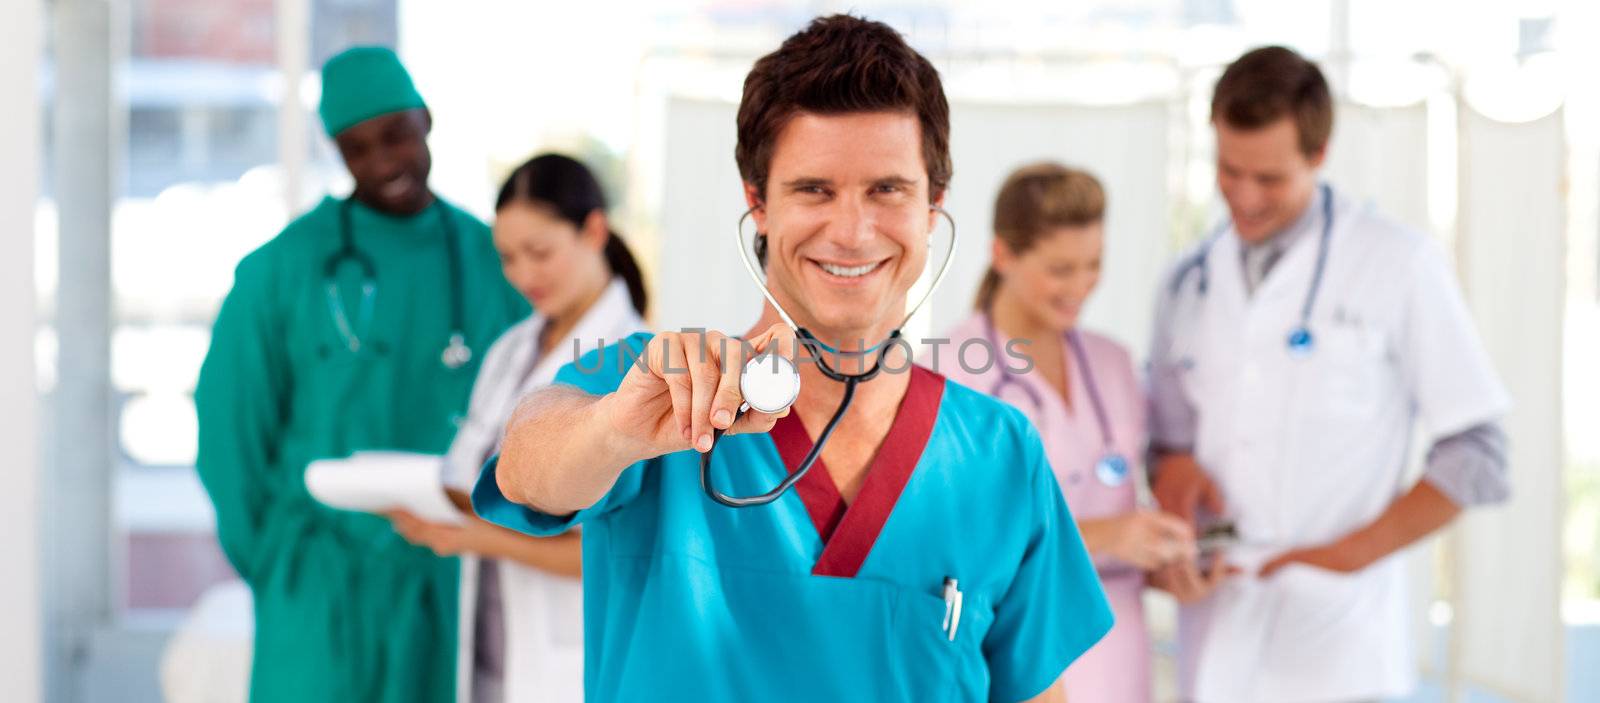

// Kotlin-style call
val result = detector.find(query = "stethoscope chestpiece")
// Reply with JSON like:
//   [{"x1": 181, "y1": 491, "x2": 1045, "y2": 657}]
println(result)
[
  {"x1": 1285, "y1": 327, "x2": 1315, "y2": 358},
  {"x1": 1094, "y1": 453, "x2": 1130, "y2": 487},
  {"x1": 441, "y1": 332, "x2": 473, "y2": 369},
  {"x1": 739, "y1": 351, "x2": 800, "y2": 414}
]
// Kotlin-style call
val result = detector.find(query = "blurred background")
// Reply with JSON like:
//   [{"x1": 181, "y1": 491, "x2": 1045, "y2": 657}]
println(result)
[{"x1": 1, "y1": 0, "x2": 1594, "y2": 701}]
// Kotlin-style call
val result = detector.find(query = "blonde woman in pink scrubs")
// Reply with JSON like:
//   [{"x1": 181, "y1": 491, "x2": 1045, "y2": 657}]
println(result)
[{"x1": 926, "y1": 163, "x2": 1195, "y2": 702}]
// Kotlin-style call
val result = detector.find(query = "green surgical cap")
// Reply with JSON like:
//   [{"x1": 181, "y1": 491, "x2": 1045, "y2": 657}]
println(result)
[{"x1": 318, "y1": 46, "x2": 427, "y2": 137}]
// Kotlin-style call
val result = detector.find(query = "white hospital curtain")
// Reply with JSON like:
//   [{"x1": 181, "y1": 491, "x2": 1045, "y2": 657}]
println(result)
[
  {"x1": 938, "y1": 102, "x2": 1170, "y2": 357},
  {"x1": 1452, "y1": 106, "x2": 1566, "y2": 702},
  {"x1": 1323, "y1": 101, "x2": 1430, "y2": 233},
  {"x1": 1323, "y1": 100, "x2": 1441, "y2": 680}
]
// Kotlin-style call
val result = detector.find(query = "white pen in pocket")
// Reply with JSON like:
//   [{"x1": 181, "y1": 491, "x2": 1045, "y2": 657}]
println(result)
[{"x1": 942, "y1": 577, "x2": 963, "y2": 641}]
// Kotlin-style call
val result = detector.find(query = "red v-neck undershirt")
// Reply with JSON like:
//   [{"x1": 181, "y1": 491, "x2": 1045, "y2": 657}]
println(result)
[{"x1": 767, "y1": 365, "x2": 946, "y2": 578}]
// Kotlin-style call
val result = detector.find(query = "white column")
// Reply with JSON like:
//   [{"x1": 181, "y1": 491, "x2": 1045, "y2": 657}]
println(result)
[
  {"x1": 48, "y1": 0, "x2": 118, "y2": 700},
  {"x1": 1452, "y1": 106, "x2": 1566, "y2": 703},
  {"x1": 0, "y1": 0, "x2": 44, "y2": 699},
  {"x1": 277, "y1": 0, "x2": 310, "y2": 212}
]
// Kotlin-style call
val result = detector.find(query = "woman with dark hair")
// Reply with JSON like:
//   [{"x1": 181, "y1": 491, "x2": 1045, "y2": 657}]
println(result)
[{"x1": 387, "y1": 153, "x2": 648, "y2": 703}]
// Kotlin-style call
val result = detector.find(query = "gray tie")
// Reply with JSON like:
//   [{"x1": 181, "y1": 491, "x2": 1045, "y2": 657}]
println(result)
[{"x1": 1243, "y1": 244, "x2": 1284, "y2": 295}]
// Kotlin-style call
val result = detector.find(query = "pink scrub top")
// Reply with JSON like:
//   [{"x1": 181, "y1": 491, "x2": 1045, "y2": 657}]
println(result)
[{"x1": 925, "y1": 312, "x2": 1152, "y2": 703}]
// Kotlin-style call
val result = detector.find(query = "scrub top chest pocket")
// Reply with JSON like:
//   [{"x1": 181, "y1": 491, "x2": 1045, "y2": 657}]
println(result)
[{"x1": 708, "y1": 566, "x2": 992, "y2": 703}]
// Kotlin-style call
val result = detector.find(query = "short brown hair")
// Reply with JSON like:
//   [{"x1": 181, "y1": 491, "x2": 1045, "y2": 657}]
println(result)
[
  {"x1": 735, "y1": 14, "x2": 952, "y2": 202},
  {"x1": 974, "y1": 163, "x2": 1106, "y2": 310},
  {"x1": 1211, "y1": 46, "x2": 1333, "y2": 157}
]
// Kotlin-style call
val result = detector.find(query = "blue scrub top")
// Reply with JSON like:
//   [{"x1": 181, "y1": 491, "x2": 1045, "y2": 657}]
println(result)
[{"x1": 474, "y1": 332, "x2": 1112, "y2": 703}]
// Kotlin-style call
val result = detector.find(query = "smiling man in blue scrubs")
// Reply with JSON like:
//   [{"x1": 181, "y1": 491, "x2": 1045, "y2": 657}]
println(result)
[{"x1": 473, "y1": 15, "x2": 1111, "y2": 702}]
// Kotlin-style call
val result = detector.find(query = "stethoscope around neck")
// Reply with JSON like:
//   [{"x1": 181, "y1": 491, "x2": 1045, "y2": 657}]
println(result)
[
  {"x1": 981, "y1": 312, "x2": 1130, "y2": 487},
  {"x1": 323, "y1": 195, "x2": 473, "y2": 369},
  {"x1": 697, "y1": 205, "x2": 959, "y2": 508},
  {"x1": 1169, "y1": 182, "x2": 1335, "y2": 358}
]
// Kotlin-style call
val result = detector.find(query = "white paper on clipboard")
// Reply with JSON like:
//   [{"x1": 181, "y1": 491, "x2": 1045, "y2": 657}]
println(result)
[{"x1": 304, "y1": 451, "x2": 465, "y2": 524}]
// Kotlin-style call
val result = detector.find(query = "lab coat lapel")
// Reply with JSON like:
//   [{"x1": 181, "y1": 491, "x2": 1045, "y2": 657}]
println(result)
[
  {"x1": 454, "y1": 283, "x2": 641, "y2": 703},
  {"x1": 1183, "y1": 232, "x2": 1287, "y2": 701},
  {"x1": 1249, "y1": 222, "x2": 1320, "y2": 311},
  {"x1": 1185, "y1": 232, "x2": 1248, "y2": 430},
  {"x1": 1208, "y1": 231, "x2": 1249, "y2": 323},
  {"x1": 523, "y1": 279, "x2": 639, "y2": 393},
  {"x1": 442, "y1": 316, "x2": 544, "y2": 490}
]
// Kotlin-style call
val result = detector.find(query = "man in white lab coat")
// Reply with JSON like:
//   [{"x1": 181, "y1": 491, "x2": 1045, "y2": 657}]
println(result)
[{"x1": 1147, "y1": 46, "x2": 1511, "y2": 703}]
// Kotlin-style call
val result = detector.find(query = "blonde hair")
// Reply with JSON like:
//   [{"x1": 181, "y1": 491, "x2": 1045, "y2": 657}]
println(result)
[{"x1": 974, "y1": 162, "x2": 1107, "y2": 310}]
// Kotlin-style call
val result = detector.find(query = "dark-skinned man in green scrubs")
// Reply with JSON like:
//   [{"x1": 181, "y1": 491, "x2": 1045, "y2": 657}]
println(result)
[{"x1": 195, "y1": 46, "x2": 527, "y2": 701}]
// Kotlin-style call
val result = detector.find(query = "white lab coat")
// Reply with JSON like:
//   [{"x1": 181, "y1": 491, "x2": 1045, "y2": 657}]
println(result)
[
  {"x1": 445, "y1": 278, "x2": 644, "y2": 703},
  {"x1": 1152, "y1": 187, "x2": 1509, "y2": 702}
]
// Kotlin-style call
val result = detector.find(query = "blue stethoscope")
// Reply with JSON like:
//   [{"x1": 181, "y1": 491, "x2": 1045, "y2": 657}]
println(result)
[
  {"x1": 982, "y1": 313, "x2": 1129, "y2": 487},
  {"x1": 323, "y1": 196, "x2": 473, "y2": 369},
  {"x1": 1168, "y1": 183, "x2": 1334, "y2": 358}
]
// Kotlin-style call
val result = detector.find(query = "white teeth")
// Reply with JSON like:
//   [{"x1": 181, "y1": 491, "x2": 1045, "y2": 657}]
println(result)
[
  {"x1": 818, "y1": 261, "x2": 879, "y2": 278},
  {"x1": 381, "y1": 178, "x2": 412, "y2": 198}
]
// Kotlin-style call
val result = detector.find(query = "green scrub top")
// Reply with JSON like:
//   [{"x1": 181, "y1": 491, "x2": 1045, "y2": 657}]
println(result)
[{"x1": 195, "y1": 195, "x2": 528, "y2": 702}]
